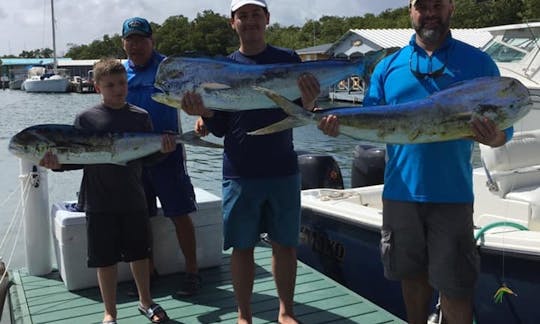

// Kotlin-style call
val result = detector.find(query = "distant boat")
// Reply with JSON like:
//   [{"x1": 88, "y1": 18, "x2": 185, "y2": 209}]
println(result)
[{"x1": 23, "y1": 0, "x2": 69, "y2": 93}]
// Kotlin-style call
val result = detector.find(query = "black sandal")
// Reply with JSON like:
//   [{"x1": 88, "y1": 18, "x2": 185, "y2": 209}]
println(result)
[{"x1": 138, "y1": 303, "x2": 169, "y2": 323}]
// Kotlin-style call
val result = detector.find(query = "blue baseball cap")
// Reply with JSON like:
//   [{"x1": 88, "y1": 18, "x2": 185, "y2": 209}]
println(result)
[{"x1": 122, "y1": 17, "x2": 152, "y2": 38}]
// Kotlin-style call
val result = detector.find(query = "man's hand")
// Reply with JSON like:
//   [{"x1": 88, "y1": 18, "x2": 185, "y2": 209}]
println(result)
[
  {"x1": 181, "y1": 91, "x2": 214, "y2": 118},
  {"x1": 194, "y1": 117, "x2": 209, "y2": 137},
  {"x1": 318, "y1": 115, "x2": 340, "y2": 137},
  {"x1": 471, "y1": 116, "x2": 506, "y2": 147},
  {"x1": 297, "y1": 73, "x2": 320, "y2": 111}
]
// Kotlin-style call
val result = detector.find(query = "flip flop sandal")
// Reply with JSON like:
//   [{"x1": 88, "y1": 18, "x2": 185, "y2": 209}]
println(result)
[{"x1": 138, "y1": 303, "x2": 169, "y2": 323}]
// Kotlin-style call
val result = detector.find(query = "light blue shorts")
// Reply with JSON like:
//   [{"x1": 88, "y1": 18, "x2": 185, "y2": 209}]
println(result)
[{"x1": 222, "y1": 174, "x2": 301, "y2": 250}]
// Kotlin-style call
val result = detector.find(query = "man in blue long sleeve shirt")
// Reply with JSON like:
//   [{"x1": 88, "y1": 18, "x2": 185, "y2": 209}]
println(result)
[{"x1": 320, "y1": 1, "x2": 512, "y2": 323}]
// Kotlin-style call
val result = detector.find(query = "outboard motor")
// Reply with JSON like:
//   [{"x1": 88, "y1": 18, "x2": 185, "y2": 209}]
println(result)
[
  {"x1": 297, "y1": 152, "x2": 344, "y2": 190},
  {"x1": 351, "y1": 144, "x2": 385, "y2": 188}
]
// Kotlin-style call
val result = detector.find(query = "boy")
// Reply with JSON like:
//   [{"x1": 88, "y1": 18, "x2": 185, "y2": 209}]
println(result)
[{"x1": 40, "y1": 58, "x2": 171, "y2": 324}]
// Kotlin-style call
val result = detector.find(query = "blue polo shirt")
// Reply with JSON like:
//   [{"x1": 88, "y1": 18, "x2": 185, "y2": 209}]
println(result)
[
  {"x1": 203, "y1": 45, "x2": 300, "y2": 179},
  {"x1": 363, "y1": 33, "x2": 512, "y2": 203},
  {"x1": 124, "y1": 51, "x2": 179, "y2": 133}
]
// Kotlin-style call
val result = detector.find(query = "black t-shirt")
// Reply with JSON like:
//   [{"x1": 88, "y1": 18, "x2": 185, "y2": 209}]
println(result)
[{"x1": 75, "y1": 103, "x2": 153, "y2": 213}]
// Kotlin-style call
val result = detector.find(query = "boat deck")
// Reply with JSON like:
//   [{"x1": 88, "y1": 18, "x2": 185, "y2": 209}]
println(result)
[{"x1": 8, "y1": 244, "x2": 404, "y2": 324}]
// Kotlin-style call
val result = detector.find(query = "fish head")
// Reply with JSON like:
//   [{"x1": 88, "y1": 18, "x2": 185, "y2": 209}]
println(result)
[
  {"x1": 154, "y1": 55, "x2": 195, "y2": 95},
  {"x1": 8, "y1": 125, "x2": 52, "y2": 160},
  {"x1": 494, "y1": 77, "x2": 532, "y2": 124},
  {"x1": 468, "y1": 77, "x2": 533, "y2": 127}
]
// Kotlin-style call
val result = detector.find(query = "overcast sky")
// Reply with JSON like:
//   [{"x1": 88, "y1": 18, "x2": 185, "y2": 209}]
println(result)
[{"x1": 0, "y1": 0, "x2": 406, "y2": 57}]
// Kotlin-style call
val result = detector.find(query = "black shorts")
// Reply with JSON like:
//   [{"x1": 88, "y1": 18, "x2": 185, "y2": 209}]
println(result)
[{"x1": 86, "y1": 211, "x2": 151, "y2": 268}]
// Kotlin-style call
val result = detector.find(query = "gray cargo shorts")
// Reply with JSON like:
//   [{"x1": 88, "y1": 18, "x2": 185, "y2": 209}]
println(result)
[{"x1": 380, "y1": 199, "x2": 479, "y2": 298}]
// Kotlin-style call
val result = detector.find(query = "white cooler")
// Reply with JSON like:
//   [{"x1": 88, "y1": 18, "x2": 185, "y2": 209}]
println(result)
[{"x1": 51, "y1": 187, "x2": 223, "y2": 291}]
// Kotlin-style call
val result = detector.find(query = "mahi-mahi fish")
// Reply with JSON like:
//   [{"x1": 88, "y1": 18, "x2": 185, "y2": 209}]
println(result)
[
  {"x1": 8, "y1": 124, "x2": 222, "y2": 165},
  {"x1": 248, "y1": 76, "x2": 532, "y2": 144},
  {"x1": 152, "y1": 49, "x2": 394, "y2": 111}
]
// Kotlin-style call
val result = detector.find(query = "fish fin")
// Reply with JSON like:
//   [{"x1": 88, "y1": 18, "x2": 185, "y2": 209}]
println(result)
[
  {"x1": 252, "y1": 86, "x2": 311, "y2": 118},
  {"x1": 201, "y1": 82, "x2": 231, "y2": 90},
  {"x1": 176, "y1": 131, "x2": 223, "y2": 148},
  {"x1": 248, "y1": 117, "x2": 309, "y2": 136},
  {"x1": 151, "y1": 93, "x2": 183, "y2": 109}
]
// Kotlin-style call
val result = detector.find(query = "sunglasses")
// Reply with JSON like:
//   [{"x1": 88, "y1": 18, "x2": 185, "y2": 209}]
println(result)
[{"x1": 409, "y1": 49, "x2": 447, "y2": 79}]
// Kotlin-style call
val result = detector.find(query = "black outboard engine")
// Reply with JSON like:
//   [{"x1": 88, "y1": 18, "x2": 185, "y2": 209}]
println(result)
[
  {"x1": 297, "y1": 152, "x2": 344, "y2": 190},
  {"x1": 351, "y1": 144, "x2": 385, "y2": 188}
]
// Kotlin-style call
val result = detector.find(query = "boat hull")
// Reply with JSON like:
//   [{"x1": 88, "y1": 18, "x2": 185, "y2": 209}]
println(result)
[
  {"x1": 298, "y1": 204, "x2": 540, "y2": 323},
  {"x1": 23, "y1": 77, "x2": 69, "y2": 93}
]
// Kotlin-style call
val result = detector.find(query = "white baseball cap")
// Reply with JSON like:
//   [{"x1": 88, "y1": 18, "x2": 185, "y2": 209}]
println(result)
[{"x1": 230, "y1": 0, "x2": 267, "y2": 12}]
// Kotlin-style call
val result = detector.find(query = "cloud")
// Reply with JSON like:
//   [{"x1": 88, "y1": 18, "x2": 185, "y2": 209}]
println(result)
[{"x1": 0, "y1": 0, "x2": 403, "y2": 56}]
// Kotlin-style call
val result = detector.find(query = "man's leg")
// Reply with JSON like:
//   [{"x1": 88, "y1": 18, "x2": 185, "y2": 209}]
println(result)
[
  {"x1": 173, "y1": 214, "x2": 201, "y2": 296},
  {"x1": 172, "y1": 215, "x2": 198, "y2": 273},
  {"x1": 440, "y1": 294, "x2": 473, "y2": 324},
  {"x1": 401, "y1": 272, "x2": 433, "y2": 324},
  {"x1": 272, "y1": 242, "x2": 298, "y2": 324},
  {"x1": 97, "y1": 264, "x2": 118, "y2": 323},
  {"x1": 231, "y1": 247, "x2": 255, "y2": 324}
]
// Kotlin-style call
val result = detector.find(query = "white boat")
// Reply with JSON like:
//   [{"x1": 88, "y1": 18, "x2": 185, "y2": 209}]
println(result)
[
  {"x1": 297, "y1": 22, "x2": 540, "y2": 323},
  {"x1": 23, "y1": 0, "x2": 69, "y2": 93},
  {"x1": 23, "y1": 66, "x2": 69, "y2": 93}
]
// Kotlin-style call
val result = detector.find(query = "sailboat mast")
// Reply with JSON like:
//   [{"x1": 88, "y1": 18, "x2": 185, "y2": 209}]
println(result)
[{"x1": 50, "y1": 0, "x2": 58, "y2": 71}]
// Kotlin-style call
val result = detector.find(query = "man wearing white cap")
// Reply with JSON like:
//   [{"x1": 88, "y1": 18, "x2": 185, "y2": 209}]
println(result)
[{"x1": 180, "y1": 0, "x2": 320, "y2": 323}]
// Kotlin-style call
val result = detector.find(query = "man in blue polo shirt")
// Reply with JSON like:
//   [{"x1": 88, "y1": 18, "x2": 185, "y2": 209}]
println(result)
[
  {"x1": 360, "y1": 1, "x2": 513, "y2": 323},
  {"x1": 121, "y1": 17, "x2": 201, "y2": 296}
]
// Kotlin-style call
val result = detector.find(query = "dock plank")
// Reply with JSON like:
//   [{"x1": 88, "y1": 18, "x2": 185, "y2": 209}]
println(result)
[{"x1": 9, "y1": 244, "x2": 405, "y2": 323}]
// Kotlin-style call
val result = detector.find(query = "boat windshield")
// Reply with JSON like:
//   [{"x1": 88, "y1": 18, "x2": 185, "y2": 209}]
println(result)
[{"x1": 483, "y1": 28, "x2": 540, "y2": 63}]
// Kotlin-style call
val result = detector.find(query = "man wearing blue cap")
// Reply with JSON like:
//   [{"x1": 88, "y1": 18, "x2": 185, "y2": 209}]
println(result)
[{"x1": 121, "y1": 17, "x2": 202, "y2": 299}]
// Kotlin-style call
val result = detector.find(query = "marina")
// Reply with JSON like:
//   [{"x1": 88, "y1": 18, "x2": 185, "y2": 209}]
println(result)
[{"x1": 2, "y1": 19, "x2": 540, "y2": 323}]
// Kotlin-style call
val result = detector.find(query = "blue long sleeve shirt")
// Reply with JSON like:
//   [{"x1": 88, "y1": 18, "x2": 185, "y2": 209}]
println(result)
[{"x1": 363, "y1": 33, "x2": 512, "y2": 203}]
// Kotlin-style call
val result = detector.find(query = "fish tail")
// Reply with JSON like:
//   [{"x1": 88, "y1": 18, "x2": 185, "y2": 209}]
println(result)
[
  {"x1": 361, "y1": 47, "x2": 399, "y2": 77},
  {"x1": 248, "y1": 86, "x2": 313, "y2": 136},
  {"x1": 176, "y1": 131, "x2": 223, "y2": 148},
  {"x1": 252, "y1": 86, "x2": 311, "y2": 119}
]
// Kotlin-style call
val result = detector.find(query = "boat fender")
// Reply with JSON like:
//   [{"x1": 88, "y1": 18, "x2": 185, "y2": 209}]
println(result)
[
  {"x1": 297, "y1": 152, "x2": 344, "y2": 190},
  {"x1": 351, "y1": 144, "x2": 385, "y2": 188}
]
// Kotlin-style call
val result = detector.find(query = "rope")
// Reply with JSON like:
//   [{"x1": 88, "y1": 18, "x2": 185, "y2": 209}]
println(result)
[{"x1": 0, "y1": 174, "x2": 32, "y2": 283}]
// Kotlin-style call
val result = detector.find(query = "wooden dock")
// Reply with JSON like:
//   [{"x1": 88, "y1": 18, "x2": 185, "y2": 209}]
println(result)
[{"x1": 8, "y1": 244, "x2": 404, "y2": 323}]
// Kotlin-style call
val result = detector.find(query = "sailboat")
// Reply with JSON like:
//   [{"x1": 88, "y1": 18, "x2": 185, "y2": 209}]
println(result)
[{"x1": 23, "y1": 0, "x2": 69, "y2": 93}]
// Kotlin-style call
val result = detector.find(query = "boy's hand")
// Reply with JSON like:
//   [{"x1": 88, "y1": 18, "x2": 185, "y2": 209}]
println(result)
[
  {"x1": 194, "y1": 117, "x2": 209, "y2": 137},
  {"x1": 318, "y1": 115, "x2": 340, "y2": 137},
  {"x1": 160, "y1": 133, "x2": 177, "y2": 153},
  {"x1": 39, "y1": 151, "x2": 61, "y2": 169},
  {"x1": 298, "y1": 73, "x2": 320, "y2": 111},
  {"x1": 181, "y1": 91, "x2": 214, "y2": 118}
]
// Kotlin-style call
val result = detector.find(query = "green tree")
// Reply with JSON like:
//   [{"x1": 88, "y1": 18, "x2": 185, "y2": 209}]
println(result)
[
  {"x1": 155, "y1": 15, "x2": 191, "y2": 55},
  {"x1": 189, "y1": 10, "x2": 237, "y2": 56}
]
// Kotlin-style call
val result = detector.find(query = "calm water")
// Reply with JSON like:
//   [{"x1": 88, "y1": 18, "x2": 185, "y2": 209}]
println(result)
[{"x1": 0, "y1": 89, "x2": 367, "y2": 269}]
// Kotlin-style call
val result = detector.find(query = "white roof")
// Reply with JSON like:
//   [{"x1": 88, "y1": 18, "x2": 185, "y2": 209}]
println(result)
[{"x1": 350, "y1": 28, "x2": 494, "y2": 49}]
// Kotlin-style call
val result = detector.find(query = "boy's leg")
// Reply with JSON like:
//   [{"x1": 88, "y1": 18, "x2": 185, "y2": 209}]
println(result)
[
  {"x1": 97, "y1": 264, "x2": 118, "y2": 322},
  {"x1": 272, "y1": 242, "x2": 298, "y2": 324},
  {"x1": 231, "y1": 247, "x2": 255, "y2": 324},
  {"x1": 130, "y1": 258, "x2": 151, "y2": 306}
]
